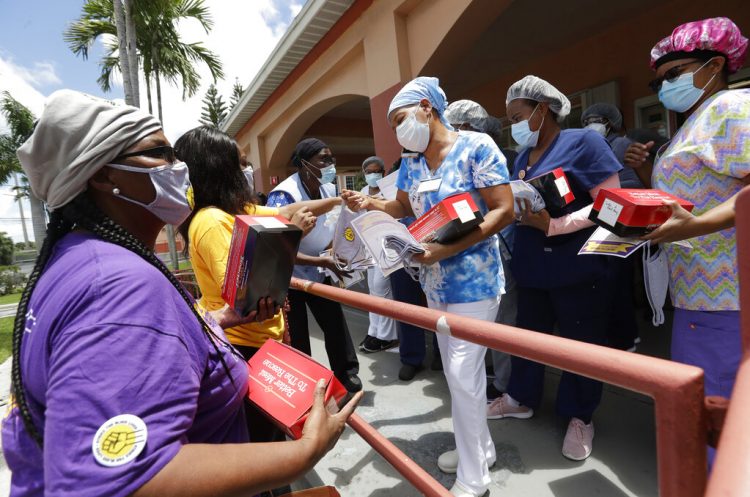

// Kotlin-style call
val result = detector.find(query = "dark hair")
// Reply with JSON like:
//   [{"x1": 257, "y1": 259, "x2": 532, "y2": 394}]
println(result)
[
  {"x1": 12, "y1": 192, "x2": 237, "y2": 446},
  {"x1": 175, "y1": 126, "x2": 255, "y2": 255},
  {"x1": 291, "y1": 138, "x2": 328, "y2": 168}
]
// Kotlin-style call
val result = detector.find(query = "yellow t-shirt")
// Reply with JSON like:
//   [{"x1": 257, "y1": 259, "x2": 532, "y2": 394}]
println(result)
[{"x1": 189, "y1": 204, "x2": 284, "y2": 348}]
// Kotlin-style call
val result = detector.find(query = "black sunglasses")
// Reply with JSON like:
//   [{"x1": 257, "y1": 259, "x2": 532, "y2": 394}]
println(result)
[
  {"x1": 648, "y1": 60, "x2": 701, "y2": 93},
  {"x1": 114, "y1": 145, "x2": 176, "y2": 163}
]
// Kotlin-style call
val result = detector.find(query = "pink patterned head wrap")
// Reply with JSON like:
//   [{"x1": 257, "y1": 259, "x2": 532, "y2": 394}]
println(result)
[{"x1": 650, "y1": 17, "x2": 748, "y2": 73}]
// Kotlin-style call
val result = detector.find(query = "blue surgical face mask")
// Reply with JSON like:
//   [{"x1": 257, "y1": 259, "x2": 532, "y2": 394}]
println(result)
[
  {"x1": 511, "y1": 104, "x2": 543, "y2": 148},
  {"x1": 658, "y1": 60, "x2": 717, "y2": 113},
  {"x1": 303, "y1": 159, "x2": 337, "y2": 185},
  {"x1": 107, "y1": 161, "x2": 192, "y2": 226},
  {"x1": 365, "y1": 172, "x2": 383, "y2": 188}
]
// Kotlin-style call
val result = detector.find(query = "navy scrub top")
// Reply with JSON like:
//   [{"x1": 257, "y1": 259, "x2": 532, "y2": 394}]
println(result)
[{"x1": 510, "y1": 128, "x2": 622, "y2": 289}]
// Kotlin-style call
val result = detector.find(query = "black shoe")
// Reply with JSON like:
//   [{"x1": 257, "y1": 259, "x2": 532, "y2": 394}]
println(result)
[
  {"x1": 431, "y1": 354, "x2": 443, "y2": 371},
  {"x1": 340, "y1": 373, "x2": 362, "y2": 393},
  {"x1": 486, "y1": 383, "x2": 504, "y2": 403},
  {"x1": 399, "y1": 363, "x2": 422, "y2": 381},
  {"x1": 361, "y1": 335, "x2": 399, "y2": 353}
]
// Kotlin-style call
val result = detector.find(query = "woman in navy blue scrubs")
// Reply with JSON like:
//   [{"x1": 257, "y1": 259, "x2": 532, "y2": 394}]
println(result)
[{"x1": 486, "y1": 75, "x2": 622, "y2": 461}]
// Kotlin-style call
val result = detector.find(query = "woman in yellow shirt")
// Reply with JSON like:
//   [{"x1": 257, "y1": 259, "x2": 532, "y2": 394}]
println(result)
[{"x1": 175, "y1": 127, "x2": 340, "y2": 459}]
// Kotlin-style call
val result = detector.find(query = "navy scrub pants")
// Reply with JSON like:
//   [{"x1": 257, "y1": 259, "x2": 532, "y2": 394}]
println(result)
[
  {"x1": 390, "y1": 267, "x2": 438, "y2": 366},
  {"x1": 507, "y1": 278, "x2": 614, "y2": 422}
]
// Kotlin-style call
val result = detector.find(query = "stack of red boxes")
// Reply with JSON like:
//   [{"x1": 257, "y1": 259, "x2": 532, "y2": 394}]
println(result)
[
  {"x1": 247, "y1": 340, "x2": 348, "y2": 439},
  {"x1": 408, "y1": 192, "x2": 484, "y2": 243},
  {"x1": 526, "y1": 167, "x2": 575, "y2": 211},
  {"x1": 223, "y1": 215, "x2": 303, "y2": 315},
  {"x1": 589, "y1": 188, "x2": 694, "y2": 237}
]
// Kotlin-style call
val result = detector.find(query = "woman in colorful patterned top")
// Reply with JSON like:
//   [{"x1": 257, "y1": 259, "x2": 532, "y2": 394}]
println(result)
[
  {"x1": 625, "y1": 17, "x2": 750, "y2": 403},
  {"x1": 2, "y1": 90, "x2": 361, "y2": 497},
  {"x1": 343, "y1": 77, "x2": 514, "y2": 497}
]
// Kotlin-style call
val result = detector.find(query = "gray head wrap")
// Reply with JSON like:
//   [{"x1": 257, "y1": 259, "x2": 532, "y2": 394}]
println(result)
[
  {"x1": 17, "y1": 90, "x2": 162, "y2": 210},
  {"x1": 444, "y1": 100, "x2": 490, "y2": 132},
  {"x1": 506, "y1": 75, "x2": 571, "y2": 122},
  {"x1": 581, "y1": 103, "x2": 623, "y2": 131}
]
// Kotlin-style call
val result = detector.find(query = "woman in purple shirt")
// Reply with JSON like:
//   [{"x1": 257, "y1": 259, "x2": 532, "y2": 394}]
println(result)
[{"x1": 2, "y1": 90, "x2": 360, "y2": 497}]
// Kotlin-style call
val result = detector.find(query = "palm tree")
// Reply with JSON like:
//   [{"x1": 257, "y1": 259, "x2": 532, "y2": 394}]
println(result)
[
  {"x1": 0, "y1": 92, "x2": 47, "y2": 249},
  {"x1": 65, "y1": 0, "x2": 224, "y2": 269},
  {"x1": 65, "y1": 0, "x2": 224, "y2": 121}
]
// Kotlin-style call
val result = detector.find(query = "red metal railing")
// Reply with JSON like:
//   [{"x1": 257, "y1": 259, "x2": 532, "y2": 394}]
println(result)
[
  {"x1": 704, "y1": 187, "x2": 750, "y2": 496},
  {"x1": 291, "y1": 187, "x2": 750, "y2": 496},
  {"x1": 290, "y1": 278, "x2": 707, "y2": 497}
]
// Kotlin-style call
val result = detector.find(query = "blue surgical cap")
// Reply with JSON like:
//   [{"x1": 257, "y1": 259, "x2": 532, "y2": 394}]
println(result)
[{"x1": 387, "y1": 76, "x2": 454, "y2": 130}]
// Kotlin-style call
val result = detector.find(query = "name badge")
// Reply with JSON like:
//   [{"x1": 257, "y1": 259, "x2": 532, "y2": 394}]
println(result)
[{"x1": 417, "y1": 177, "x2": 442, "y2": 193}]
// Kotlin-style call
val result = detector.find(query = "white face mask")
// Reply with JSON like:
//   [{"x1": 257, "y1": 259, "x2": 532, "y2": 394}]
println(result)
[
  {"x1": 396, "y1": 107, "x2": 430, "y2": 153},
  {"x1": 107, "y1": 161, "x2": 193, "y2": 226},
  {"x1": 642, "y1": 241, "x2": 669, "y2": 326},
  {"x1": 242, "y1": 167, "x2": 255, "y2": 192},
  {"x1": 585, "y1": 122, "x2": 608, "y2": 137}
]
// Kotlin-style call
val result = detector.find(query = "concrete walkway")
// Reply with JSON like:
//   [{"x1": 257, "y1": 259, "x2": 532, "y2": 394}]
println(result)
[
  {"x1": 302, "y1": 306, "x2": 663, "y2": 497},
  {"x1": 0, "y1": 303, "x2": 669, "y2": 497}
]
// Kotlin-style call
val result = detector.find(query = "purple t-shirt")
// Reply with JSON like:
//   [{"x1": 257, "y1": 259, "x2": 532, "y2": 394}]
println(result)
[{"x1": 2, "y1": 232, "x2": 249, "y2": 497}]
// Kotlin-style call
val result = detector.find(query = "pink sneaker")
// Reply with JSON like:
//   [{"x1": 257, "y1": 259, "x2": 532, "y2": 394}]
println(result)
[
  {"x1": 562, "y1": 418, "x2": 594, "y2": 461},
  {"x1": 486, "y1": 393, "x2": 534, "y2": 420}
]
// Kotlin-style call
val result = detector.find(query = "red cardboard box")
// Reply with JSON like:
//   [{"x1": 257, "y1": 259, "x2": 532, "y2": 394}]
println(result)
[
  {"x1": 526, "y1": 167, "x2": 575, "y2": 211},
  {"x1": 408, "y1": 192, "x2": 484, "y2": 243},
  {"x1": 223, "y1": 215, "x2": 303, "y2": 315},
  {"x1": 247, "y1": 340, "x2": 348, "y2": 439},
  {"x1": 589, "y1": 188, "x2": 695, "y2": 237}
]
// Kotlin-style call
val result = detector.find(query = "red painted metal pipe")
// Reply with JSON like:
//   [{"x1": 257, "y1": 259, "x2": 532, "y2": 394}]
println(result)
[
  {"x1": 705, "y1": 186, "x2": 750, "y2": 496},
  {"x1": 291, "y1": 278, "x2": 707, "y2": 497},
  {"x1": 347, "y1": 414, "x2": 453, "y2": 497}
]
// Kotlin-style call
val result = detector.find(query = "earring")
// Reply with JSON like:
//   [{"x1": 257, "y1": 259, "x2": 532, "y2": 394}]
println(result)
[{"x1": 112, "y1": 187, "x2": 120, "y2": 195}]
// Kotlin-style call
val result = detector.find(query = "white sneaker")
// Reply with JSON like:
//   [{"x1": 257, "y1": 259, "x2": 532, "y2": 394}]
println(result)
[
  {"x1": 449, "y1": 480, "x2": 489, "y2": 497},
  {"x1": 562, "y1": 417, "x2": 594, "y2": 461},
  {"x1": 437, "y1": 449, "x2": 496, "y2": 474}
]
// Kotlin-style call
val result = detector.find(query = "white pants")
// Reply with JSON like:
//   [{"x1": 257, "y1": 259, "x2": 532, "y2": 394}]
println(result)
[
  {"x1": 429, "y1": 297, "x2": 500, "y2": 495},
  {"x1": 366, "y1": 267, "x2": 398, "y2": 341}
]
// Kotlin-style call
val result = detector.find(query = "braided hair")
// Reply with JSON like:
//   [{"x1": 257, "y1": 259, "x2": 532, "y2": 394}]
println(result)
[{"x1": 12, "y1": 192, "x2": 237, "y2": 447}]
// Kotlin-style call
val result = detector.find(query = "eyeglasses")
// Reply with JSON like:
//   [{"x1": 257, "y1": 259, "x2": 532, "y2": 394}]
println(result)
[
  {"x1": 315, "y1": 156, "x2": 336, "y2": 166},
  {"x1": 648, "y1": 61, "x2": 700, "y2": 93},
  {"x1": 582, "y1": 116, "x2": 607, "y2": 126},
  {"x1": 114, "y1": 145, "x2": 177, "y2": 163}
]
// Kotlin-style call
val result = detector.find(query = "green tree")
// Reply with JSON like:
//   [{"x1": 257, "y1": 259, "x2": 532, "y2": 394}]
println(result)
[
  {"x1": 0, "y1": 92, "x2": 47, "y2": 249},
  {"x1": 65, "y1": 0, "x2": 224, "y2": 121},
  {"x1": 0, "y1": 232, "x2": 14, "y2": 266},
  {"x1": 230, "y1": 78, "x2": 243, "y2": 108},
  {"x1": 65, "y1": 0, "x2": 224, "y2": 270},
  {"x1": 199, "y1": 84, "x2": 227, "y2": 127}
]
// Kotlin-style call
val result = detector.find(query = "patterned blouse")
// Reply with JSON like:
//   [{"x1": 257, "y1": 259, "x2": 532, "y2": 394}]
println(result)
[
  {"x1": 396, "y1": 131, "x2": 510, "y2": 304},
  {"x1": 653, "y1": 89, "x2": 750, "y2": 311}
]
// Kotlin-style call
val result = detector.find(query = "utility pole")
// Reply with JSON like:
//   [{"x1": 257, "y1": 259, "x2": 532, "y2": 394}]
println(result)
[{"x1": 13, "y1": 173, "x2": 29, "y2": 246}]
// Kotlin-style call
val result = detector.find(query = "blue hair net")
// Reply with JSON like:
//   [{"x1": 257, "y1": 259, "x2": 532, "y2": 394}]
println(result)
[{"x1": 387, "y1": 77, "x2": 454, "y2": 130}]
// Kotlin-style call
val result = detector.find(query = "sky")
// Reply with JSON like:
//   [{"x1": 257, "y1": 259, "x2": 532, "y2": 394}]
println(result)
[{"x1": 0, "y1": 0, "x2": 305, "y2": 243}]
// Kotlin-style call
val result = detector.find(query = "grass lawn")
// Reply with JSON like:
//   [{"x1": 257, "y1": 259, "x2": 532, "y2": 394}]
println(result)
[
  {"x1": 0, "y1": 293, "x2": 22, "y2": 305},
  {"x1": 178, "y1": 259, "x2": 193, "y2": 271},
  {"x1": 0, "y1": 316, "x2": 13, "y2": 363}
]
